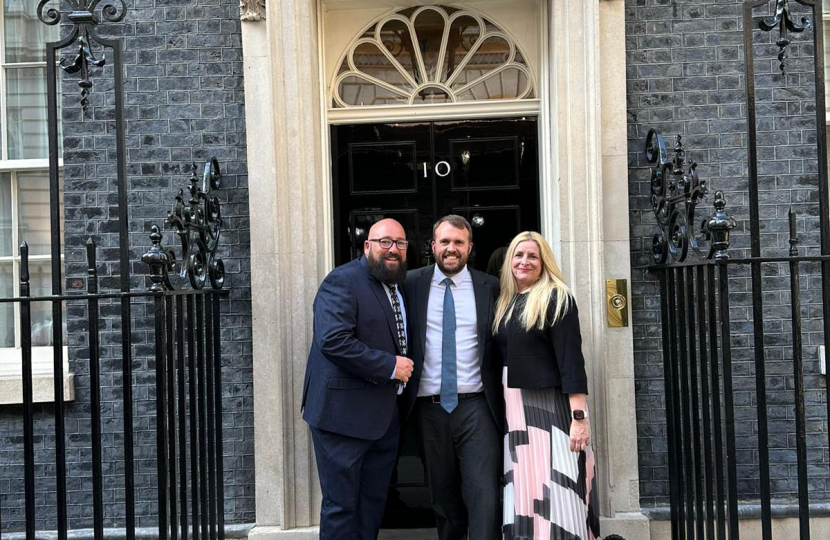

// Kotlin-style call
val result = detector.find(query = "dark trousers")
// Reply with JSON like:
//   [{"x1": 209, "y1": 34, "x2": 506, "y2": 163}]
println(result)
[
  {"x1": 415, "y1": 394, "x2": 501, "y2": 540},
  {"x1": 310, "y1": 404, "x2": 400, "y2": 540}
]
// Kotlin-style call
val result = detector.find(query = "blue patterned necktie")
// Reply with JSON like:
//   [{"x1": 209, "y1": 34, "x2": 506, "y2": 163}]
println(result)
[{"x1": 440, "y1": 277, "x2": 458, "y2": 413}]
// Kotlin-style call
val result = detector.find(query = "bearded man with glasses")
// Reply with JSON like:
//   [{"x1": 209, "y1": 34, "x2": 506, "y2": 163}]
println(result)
[{"x1": 302, "y1": 218, "x2": 415, "y2": 540}]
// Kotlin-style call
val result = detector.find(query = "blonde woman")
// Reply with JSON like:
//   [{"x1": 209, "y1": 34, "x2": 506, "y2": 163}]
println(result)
[{"x1": 494, "y1": 232, "x2": 600, "y2": 540}]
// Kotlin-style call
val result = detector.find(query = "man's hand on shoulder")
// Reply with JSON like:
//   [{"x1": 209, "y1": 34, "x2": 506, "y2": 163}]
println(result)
[{"x1": 395, "y1": 356, "x2": 414, "y2": 384}]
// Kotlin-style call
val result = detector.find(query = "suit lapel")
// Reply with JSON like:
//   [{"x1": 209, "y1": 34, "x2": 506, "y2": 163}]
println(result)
[
  {"x1": 360, "y1": 257, "x2": 401, "y2": 353},
  {"x1": 416, "y1": 266, "x2": 433, "y2": 355},
  {"x1": 471, "y1": 269, "x2": 489, "y2": 361}
]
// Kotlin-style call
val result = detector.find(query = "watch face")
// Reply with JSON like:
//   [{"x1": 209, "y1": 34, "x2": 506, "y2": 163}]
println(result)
[{"x1": 573, "y1": 410, "x2": 585, "y2": 420}]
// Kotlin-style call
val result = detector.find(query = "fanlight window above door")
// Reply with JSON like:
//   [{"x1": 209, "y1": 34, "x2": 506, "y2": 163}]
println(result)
[{"x1": 331, "y1": 5, "x2": 535, "y2": 108}]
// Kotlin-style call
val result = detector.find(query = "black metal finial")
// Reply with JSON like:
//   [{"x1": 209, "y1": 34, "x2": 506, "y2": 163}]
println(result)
[
  {"x1": 142, "y1": 225, "x2": 174, "y2": 292},
  {"x1": 19, "y1": 241, "x2": 30, "y2": 297},
  {"x1": 758, "y1": 0, "x2": 812, "y2": 75},
  {"x1": 86, "y1": 238, "x2": 98, "y2": 294},
  {"x1": 672, "y1": 135, "x2": 685, "y2": 176},
  {"x1": 38, "y1": 0, "x2": 129, "y2": 113},
  {"x1": 706, "y1": 191, "x2": 737, "y2": 260},
  {"x1": 61, "y1": 35, "x2": 105, "y2": 114},
  {"x1": 188, "y1": 163, "x2": 200, "y2": 206},
  {"x1": 789, "y1": 207, "x2": 799, "y2": 257}
]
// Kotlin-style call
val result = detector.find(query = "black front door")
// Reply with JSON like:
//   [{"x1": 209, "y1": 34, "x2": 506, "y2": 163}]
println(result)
[
  {"x1": 331, "y1": 117, "x2": 540, "y2": 272},
  {"x1": 330, "y1": 117, "x2": 540, "y2": 528}
]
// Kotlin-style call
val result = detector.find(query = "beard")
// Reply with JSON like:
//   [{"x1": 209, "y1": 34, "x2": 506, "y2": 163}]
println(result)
[
  {"x1": 435, "y1": 250, "x2": 468, "y2": 276},
  {"x1": 367, "y1": 249, "x2": 407, "y2": 285}
]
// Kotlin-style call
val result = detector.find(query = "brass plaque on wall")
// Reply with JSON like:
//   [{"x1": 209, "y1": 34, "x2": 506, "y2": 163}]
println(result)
[{"x1": 606, "y1": 279, "x2": 629, "y2": 328}]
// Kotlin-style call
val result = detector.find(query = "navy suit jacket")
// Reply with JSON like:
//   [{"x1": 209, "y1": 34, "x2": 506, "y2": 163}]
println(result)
[{"x1": 302, "y1": 256, "x2": 406, "y2": 440}]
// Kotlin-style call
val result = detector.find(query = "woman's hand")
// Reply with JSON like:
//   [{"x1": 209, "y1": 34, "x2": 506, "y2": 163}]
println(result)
[
  {"x1": 569, "y1": 419, "x2": 591, "y2": 453},
  {"x1": 567, "y1": 392, "x2": 590, "y2": 452}
]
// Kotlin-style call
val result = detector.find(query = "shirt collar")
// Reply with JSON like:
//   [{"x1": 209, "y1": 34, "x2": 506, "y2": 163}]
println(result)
[{"x1": 432, "y1": 264, "x2": 470, "y2": 287}]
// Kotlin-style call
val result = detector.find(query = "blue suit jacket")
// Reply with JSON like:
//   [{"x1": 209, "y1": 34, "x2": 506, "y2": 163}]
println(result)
[{"x1": 301, "y1": 256, "x2": 405, "y2": 440}]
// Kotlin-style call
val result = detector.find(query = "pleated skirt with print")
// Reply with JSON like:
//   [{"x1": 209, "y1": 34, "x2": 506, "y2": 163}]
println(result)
[{"x1": 503, "y1": 367, "x2": 601, "y2": 540}]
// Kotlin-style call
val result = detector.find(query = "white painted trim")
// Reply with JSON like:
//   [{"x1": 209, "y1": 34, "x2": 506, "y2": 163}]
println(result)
[
  {"x1": 11, "y1": 170, "x2": 20, "y2": 345},
  {"x1": 538, "y1": 0, "x2": 556, "y2": 251},
  {"x1": 0, "y1": 158, "x2": 63, "y2": 171},
  {"x1": 0, "y1": 5, "x2": 6, "y2": 162},
  {"x1": 327, "y1": 98, "x2": 540, "y2": 124},
  {"x1": 1, "y1": 61, "x2": 47, "y2": 69},
  {"x1": 319, "y1": 0, "x2": 335, "y2": 271}
]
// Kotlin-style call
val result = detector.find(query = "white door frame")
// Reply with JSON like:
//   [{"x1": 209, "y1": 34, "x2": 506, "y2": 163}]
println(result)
[
  {"x1": 318, "y1": 0, "x2": 556, "y2": 267},
  {"x1": 243, "y1": 0, "x2": 647, "y2": 538}
]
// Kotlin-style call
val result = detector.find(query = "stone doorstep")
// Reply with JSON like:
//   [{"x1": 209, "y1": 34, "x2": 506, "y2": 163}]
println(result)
[
  {"x1": 247, "y1": 513, "x2": 652, "y2": 540},
  {"x1": 249, "y1": 528, "x2": 437, "y2": 540}
]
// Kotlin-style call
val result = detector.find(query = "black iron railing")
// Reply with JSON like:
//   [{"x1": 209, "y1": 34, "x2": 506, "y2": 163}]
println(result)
[
  {"x1": 647, "y1": 2, "x2": 830, "y2": 539},
  {"x1": 0, "y1": 2, "x2": 230, "y2": 540},
  {"x1": 3, "y1": 243, "x2": 228, "y2": 540}
]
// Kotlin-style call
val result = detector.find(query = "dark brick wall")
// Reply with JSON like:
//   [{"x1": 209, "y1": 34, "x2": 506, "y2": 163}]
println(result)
[
  {"x1": 627, "y1": 0, "x2": 829, "y2": 508},
  {"x1": 0, "y1": 0, "x2": 253, "y2": 532}
]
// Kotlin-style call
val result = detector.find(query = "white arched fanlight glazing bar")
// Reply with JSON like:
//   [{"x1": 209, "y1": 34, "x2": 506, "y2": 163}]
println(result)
[{"x1": 331, "y1": 5, "x2": 536, "y2": 109}]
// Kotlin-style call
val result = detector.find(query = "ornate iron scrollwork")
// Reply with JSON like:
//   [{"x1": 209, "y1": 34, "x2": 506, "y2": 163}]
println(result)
[
  {"x1": 758, "y1": 0, "x2": 811, "y2": 74},
  {"x1": 646, "y1": 129, "x2": 713, "y2": 264},
  {"x1": 38, "y1": 0, "x2": 128, "y2": 112},
  {"x1": 646, "y1": 130, "x2": 738, "y2": 263},
  {"x1": 37, "y1": 0, "x2": 128, "y2": 26},
  {"x1": 143, "y1": 159, "x2": 225, "y2": 291}
]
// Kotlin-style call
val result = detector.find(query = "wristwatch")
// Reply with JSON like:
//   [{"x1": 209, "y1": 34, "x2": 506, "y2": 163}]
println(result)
[{"x1": 572, "y1": 409, "x2": 588, "y2": 421}]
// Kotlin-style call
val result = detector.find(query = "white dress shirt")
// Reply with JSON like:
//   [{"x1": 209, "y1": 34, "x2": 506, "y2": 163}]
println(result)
[{"x1": 417, "y1": 265, "x2": 483, "y2": 396}]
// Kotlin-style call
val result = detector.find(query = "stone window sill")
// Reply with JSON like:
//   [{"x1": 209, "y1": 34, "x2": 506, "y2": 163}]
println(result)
[{"x1": 0, "y1": 346, "x2": 75, "y2": 405}]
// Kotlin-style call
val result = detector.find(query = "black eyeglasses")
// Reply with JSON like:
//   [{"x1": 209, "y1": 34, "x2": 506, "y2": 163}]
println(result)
[{"x1": 368, "y1": 238, "x2": 409, "y2": 250}]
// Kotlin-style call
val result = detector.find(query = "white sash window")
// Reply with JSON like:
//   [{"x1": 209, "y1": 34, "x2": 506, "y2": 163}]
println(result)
[{"x1": 0, "y1": 0, "x2": 71, "y2": 404}]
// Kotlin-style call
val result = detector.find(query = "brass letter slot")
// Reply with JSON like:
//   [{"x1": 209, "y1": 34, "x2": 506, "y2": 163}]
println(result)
[{"x1": 606, "y1": 279, "x2": 629, "y2": 328}]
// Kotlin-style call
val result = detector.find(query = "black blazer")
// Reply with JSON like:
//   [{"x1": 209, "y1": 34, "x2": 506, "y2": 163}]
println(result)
[
  {"x1": 501, "y1": 293, "x2": 589, "y2": 394},
  {"x1": 301, "y1": 257, "x2": 404, "y2": 440},
  {"x1": 401, "y1": 264, "x2": 503, "y2": 430}
]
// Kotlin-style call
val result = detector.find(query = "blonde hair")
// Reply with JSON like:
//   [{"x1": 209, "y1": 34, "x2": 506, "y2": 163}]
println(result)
[{"x1": 493, "y1": 231, "x2": 571, "y2": 333}]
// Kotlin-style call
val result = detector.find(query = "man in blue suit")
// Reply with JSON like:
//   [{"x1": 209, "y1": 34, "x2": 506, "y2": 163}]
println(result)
[{"x1": 302, "y1": 218, "x2": 415, "y2": 540}]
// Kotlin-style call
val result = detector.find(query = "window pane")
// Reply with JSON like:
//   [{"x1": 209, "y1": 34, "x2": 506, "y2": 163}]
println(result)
[
  {"x1": 0, "y1": 262, "x2": 13, "y2": 348},
  {"x1": 28, "y1": 260, "x2": 65, "y2": 347},
  {"x1": 4, "y1": 0, "x2": 60, "y2": 63},
  {"x1": 7, "y1": 67, "x2": 59, "y2": 159},
  {"x1": 0, "y1": 173, "x2": 11, "y2": 256},
  {"x1": 18, "y1": 171, "x2": 62, "y2": 256}
]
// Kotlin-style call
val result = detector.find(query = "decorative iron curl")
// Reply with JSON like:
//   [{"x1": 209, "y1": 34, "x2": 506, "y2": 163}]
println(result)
[
  {"x1": 36, "y1": 0, "x2": 61, "y2": 25},
  {"x1": 37, "y1": 0, "x2": 127, "y2": 25},
  {"x1": 758, "y1": 0, "x2": 811, "y2": 74},
  {"x1": 95, "y1": 0, "x2": 128, "y2": 23},
  {"x1": 143, "y1": 159, "x2": 226, "y2": 291},
  {"x1": 645, "y1": 129, "x2": 737, "y2": 265}
]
